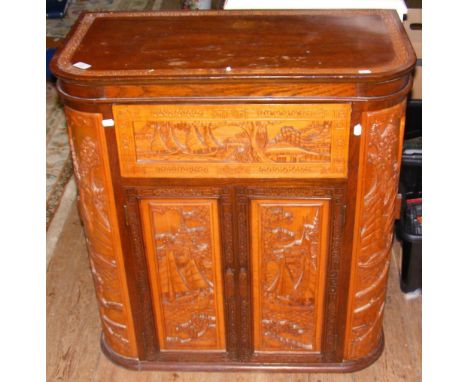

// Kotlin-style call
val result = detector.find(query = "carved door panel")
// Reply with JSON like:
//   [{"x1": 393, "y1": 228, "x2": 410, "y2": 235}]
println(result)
[
  {"x1": 251, "y1": 199, "x2": 330, "y2": 354},
  {"x1": 140, "y1": 198, "x2": 226, "y2": 351}
]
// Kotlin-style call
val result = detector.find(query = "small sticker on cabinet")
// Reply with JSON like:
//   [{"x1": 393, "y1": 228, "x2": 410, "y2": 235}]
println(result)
[
  {"x1": 102, "y1": 119, "x2": 115, "y2": 127},
  {"x1": 73, "y1": 62, "x2": 92, "y2": 70},
  {"x1": 353, "y1": 124, "x2": 362, "y2": 136}
]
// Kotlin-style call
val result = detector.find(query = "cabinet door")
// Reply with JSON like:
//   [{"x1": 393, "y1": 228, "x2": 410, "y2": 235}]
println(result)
[
  {"x1": 140, "y1": 199, "x2": 226, "y2": 351},
  {"x1": 251, "y1": 199, "x2": 330, "y2": 353}
]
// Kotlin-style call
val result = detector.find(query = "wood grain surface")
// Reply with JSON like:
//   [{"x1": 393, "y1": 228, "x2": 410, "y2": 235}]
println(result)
[
  {"x1": 47, "y1": 204, "x2": 421, "y2": 381},
  {"x1": 51, "y1": 9, "x2": 416, "y2": 372},
  {"x1": 64, "y1": 107, "x2": 138, "y2": 358},
  {"x1": 51, "y1": 10, "x2": 415, "y2": 81},
  {"x1": 113, "y1": 104, "x2": 350, "y2": 178},
  {"x1": 140, "y1": 199, "x2": 226, "y2": 351},
  {"x1": 344, "y1": 102, "x2": 406, "y2": 360},
  {"x1": 251, "y1": 199, "x2": 329, "y2": 353}
]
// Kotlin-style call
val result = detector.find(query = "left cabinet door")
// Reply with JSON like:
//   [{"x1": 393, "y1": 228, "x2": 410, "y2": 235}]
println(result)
[{"x1": 139, "y1": 198, "x2": 226, "y2": 351}]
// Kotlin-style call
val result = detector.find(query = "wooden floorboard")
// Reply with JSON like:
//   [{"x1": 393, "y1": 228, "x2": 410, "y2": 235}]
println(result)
[{"x1": 47, "y1": 203, "x2": 421, "y2": 382}]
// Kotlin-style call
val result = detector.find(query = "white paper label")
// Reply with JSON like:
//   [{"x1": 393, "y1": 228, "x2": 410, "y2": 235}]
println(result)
[
  {"x1": 73, "y1": 62, "x2": 92, "y2": 70},
  {"x1": 102, "y1": 119, "x2": 115, "y2": 127},
  {"x1": 353, "y1": 124, "x2": 362, "y2": 136}
]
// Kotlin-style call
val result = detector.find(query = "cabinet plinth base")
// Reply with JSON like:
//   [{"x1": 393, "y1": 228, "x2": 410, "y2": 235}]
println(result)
[{"x1": 100, "y1": 332, "x2": 384, "y2": 373}]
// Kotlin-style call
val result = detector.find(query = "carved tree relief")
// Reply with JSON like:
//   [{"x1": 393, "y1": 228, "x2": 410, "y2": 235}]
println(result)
[
  {"x1": 64, "y1": 107, "x2": 137, "y2": 358},
  {"x1": 113, "y1": 104, "x2": 350, "y2": 178},
  {"x1": 251, "y1": 200, "x2": 330, "y2": 353},
  {"x1": 345, "y1": 102, "x2": 405, "y2": 360},
  {"x1": 140, "y1": 199, "x2": 226, "y2": 351}
]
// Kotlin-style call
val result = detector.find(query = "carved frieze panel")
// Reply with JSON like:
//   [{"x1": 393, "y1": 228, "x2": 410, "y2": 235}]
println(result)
[
  {"x1": 113, "y1": 104, "x2": 350, "y2": 178},
  {"x1": 251, "y1": 199, "x2": 330, "y2": 353},
  {"x1": 140, "y1": 199, "x2": 226, "y2": 351},
  {"x1": 345, "y1": 102, "x2": 405, "y2": 360},
  {"x1": 64, "y1": 107, "x2": 137, "y2": 358}
]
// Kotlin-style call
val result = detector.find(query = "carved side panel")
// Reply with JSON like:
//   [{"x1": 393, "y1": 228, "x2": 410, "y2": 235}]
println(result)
[
  {"x1": 345, "y1": 102, "x2": 406, "y2": 360},
  {"x1": 64, "y1": 107, "x2": 137, "y2": 358},
  {"x1": 113, "y1": 104, "x2": 350, "y2": 178},
  {"x1": 251, "y1": 200, "x2": 330, "y2": 353},
  {"x1": 140, "y1": 199, "x2": 226, "y2": 351}
]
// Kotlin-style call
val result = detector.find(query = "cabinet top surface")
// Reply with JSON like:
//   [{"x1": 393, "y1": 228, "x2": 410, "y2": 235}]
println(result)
[{"x1": 52, "y1": 10, "x2": 415, "y2": 83}]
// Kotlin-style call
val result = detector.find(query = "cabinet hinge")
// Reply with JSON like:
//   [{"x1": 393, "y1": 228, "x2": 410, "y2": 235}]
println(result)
[{"x1": 123, "y1": 204, "x2": 129, "y2": 226}]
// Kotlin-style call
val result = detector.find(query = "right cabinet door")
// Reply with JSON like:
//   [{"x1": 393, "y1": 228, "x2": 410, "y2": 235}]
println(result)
[{"x1": 251, "y1": 199, "x2": 330, "y2": 354}]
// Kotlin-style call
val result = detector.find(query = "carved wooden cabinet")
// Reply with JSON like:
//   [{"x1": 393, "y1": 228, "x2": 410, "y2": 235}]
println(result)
[{"x1": 51, "y1": 10, "x2": 415, "y2": 372}]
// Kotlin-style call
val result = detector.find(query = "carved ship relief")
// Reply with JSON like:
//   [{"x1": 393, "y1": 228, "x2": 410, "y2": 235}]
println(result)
[
  {"x1": 136, "y1": 119, "x2": 333, "y2": 164},
  {"x1": 144, "y1": 202, "x2": 225, "y2": 350},
  {"x1": 113, "y1": 104, "x2": 350, "y2": 178},
  {"x1": 253, "y1": 202, "x2": 328, "y2": 352}
]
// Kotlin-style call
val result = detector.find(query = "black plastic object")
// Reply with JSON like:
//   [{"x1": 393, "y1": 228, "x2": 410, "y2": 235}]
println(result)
[
  {"x1": 397, "y1": 148, "x2": 422, "y2": 293},
  {"x1": 404, "y1": 100, "x2": 422, "y2": 139},
  {"x1": 398, "y1": 199, "x2": 422, "y2": 293},
  {"x1": 46, "y1": 0, "x2": 70, "y2": 19},
  {"x1": 47, "y1": 48, "x2": 57, "y2": 81},
  {"x1": 399, "y1": 149, "x2": 422, "y2": 199}
]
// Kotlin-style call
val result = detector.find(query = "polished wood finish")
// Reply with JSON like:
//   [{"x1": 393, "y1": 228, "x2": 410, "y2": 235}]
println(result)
[
  {"x1": 344, "y1": 102, "x2": 406, "y2": 360},
  {"x1": 47, "y1": 209, "x2": 422, "y2": 379},
  {"x1": 57, "y1": 75, "x2": 411, "y2": 103},
  {"x1": 140, "y1": 199, "x2": 226, "y2": 351},
  {"x1": 251, "y1": 199, "x2": 329, "y2": 353},
  {"x1": 52, "y1": 10, "x2": 414, "y2": 81},
  {"x1": 52, "y1": 10, "x2": 415, "y2": 372},
  {"x1": 64, "y1": 108, "x2": 138, "y2": 358},
  {"x1": 113, "y1": 104, "x2": 350, "y2": 178}
]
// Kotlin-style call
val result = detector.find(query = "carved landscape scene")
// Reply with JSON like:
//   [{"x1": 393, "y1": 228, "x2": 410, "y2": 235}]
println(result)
[
  {"x1": 147, "y1": 202, "x2": 225, "y2": 350},
  {"x1": 253, "y1": 202, "x2": 328, "y2": 352},
  {"x1": 134, "y1": 119, "x2": 332, "y2": 164},
  {"x1": 113, "y1": 104, "x2": 350, "y2": 178}
]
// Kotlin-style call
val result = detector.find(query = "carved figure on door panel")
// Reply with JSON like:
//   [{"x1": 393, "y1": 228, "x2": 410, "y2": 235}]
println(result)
[
  {"x1": 263, "y1": 207, "x2": 319, "y2": 307},
  {"x1": 149, "y1": 204, "x2": 222, "y2": 348},
  {"x1": 254, "y1": 203, "x2": 327, "y2": 352}
]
